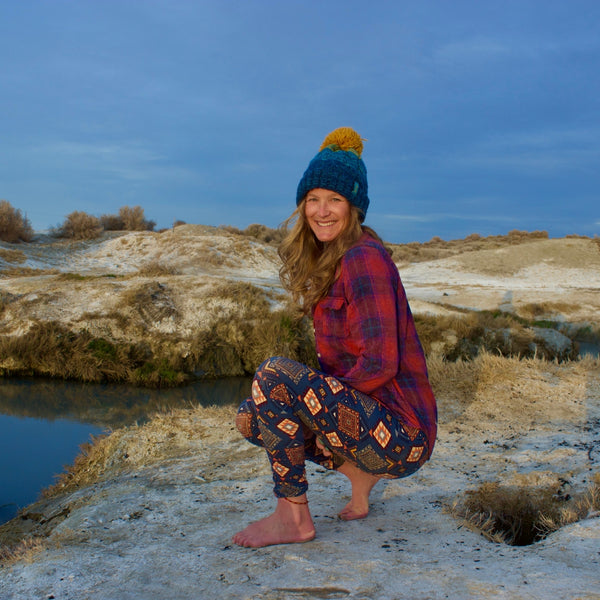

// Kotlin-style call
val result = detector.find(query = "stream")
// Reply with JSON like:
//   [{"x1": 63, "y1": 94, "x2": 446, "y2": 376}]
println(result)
[{"x1": 0, "y1": 377, "x2": 251, "y2": 525}]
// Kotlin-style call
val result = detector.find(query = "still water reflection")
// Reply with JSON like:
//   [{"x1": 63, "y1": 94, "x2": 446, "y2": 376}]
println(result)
[{"x1": 0, "y1": 377, "x2": 251, "y2": 525}]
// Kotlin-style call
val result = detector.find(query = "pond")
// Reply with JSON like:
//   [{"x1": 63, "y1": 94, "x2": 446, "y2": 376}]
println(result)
[{"x1": 0, "y1": 377, "x2": 251, "y2": 525}]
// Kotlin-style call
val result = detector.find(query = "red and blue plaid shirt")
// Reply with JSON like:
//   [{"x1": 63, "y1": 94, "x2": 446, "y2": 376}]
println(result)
[{"x1": 313, "y1": 233, "x2": 437, "y2": 455}]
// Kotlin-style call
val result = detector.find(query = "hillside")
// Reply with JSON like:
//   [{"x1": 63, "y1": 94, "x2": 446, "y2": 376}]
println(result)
[
  {"x1": 1, "y1": 227, "x2": 599, "y2": 383},
  {"x1": 1, "y1": 227, "x2": 599, "y2": 599}
]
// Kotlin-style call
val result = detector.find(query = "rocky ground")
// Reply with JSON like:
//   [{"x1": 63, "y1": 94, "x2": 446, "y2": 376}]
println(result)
[{"x1": 1, "y1": 229, "x2": 599, "y2": 599}]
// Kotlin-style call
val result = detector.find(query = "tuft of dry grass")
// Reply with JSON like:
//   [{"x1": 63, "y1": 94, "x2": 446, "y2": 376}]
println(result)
[
  {"x1": 0, "y1": 247, "x2": 27, "y2": 264},
  {"x1": 136, "y1": 261, "x2": 181, "y2": 277},
  {"x1": 518, "y1": 301, "x2": 577, "y2": 320},
  {"x1": 0, "y1": 536, "x2": 46, "y2": 565},
  {"x1": 450, "y1": 473, "x2": 600, "y2": 546}
]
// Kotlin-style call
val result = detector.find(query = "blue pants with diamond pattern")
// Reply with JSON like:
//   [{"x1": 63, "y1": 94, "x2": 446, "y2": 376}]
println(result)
[{"x1": 235, "y1": 356, "x2": 428, "y2": 498}]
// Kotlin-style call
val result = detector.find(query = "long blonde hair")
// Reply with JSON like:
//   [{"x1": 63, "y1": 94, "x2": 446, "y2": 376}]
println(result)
[{"x1": 278, "y1": 200, "x2": 383, "y2": 312}]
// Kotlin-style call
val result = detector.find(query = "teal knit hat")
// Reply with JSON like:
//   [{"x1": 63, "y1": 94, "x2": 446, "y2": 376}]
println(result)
[{"x1": 296, "y1": 127, "x2": 369, "y2": 220}]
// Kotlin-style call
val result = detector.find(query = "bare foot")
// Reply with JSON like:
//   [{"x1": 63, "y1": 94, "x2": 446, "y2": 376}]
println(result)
[
  {"x1": 336, "y1": 461, "x2": 382, "y2": 521},
  {"x1": 232, "y1": 496, "x2": 316, "y2": 548},
  {"x1": 316, "y1": 437, "x2": 332, "y2": 457}
]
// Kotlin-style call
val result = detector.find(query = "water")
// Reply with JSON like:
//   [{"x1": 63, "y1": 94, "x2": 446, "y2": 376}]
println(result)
[
  {"x1": 578, "y1": 341, "x2": 600, "y2": 357},
  {"x1": 0, "y1": 377, "x2": 251, "y2": 525}
]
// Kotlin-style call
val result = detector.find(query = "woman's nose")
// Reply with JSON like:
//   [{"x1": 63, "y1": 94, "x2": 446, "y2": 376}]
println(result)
[{"x1": 317, "y1": 201, "x2": 330, "y2": 216}]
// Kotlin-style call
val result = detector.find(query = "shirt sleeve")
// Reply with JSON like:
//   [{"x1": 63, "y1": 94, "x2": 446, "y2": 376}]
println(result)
[{"x1": 337, "y1": 244, "x2": 400, "y2": 394}]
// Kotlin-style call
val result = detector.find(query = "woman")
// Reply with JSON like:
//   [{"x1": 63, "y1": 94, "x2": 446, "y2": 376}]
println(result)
[{"x1": 232, "y1": 127, "x2": 437, "y2": 548}]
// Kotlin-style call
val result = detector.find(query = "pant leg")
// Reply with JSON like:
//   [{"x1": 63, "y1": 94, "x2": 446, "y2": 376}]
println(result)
[{"x1": 236, "y1": 356, "x2": 429, "y2": 498}]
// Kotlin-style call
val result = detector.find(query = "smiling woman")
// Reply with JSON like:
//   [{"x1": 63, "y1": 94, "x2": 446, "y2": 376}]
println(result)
[
  {"x1": 304, "y1": 189, "x2": 351, "y2": 243},
  {"x1": 231, "y1": 128, "x2": 437, "y2": 548}
]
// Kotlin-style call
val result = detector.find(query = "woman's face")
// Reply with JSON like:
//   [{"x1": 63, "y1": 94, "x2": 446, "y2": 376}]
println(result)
[{"x1": 304, "y1": 188, "x2": 351, "y2": 243}]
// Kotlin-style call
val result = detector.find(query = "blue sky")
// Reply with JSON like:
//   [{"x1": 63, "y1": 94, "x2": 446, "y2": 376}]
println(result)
[{"x1": 1, "y1": 0, "x2": 599, "y2": 243}]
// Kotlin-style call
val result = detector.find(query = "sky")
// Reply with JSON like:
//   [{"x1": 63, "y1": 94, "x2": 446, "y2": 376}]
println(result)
[{"x1": 1, "y1": 0, "x2": 599, "y2": 244}]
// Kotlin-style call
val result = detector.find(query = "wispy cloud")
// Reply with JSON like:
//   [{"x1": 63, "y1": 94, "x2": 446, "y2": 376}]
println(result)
[
  {"x1": 29, "y1": 140, "x2": 199, "y2": 183},
  {"x1": 443, "y1": 127, "x2": 600, "y2": 172}
]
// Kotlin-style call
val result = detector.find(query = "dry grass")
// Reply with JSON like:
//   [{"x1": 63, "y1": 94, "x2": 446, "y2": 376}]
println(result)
[
  {"x1": 0, "y1": 247, "x2": 27, "y2": 264},
  {"x1": 0, "y1": 267, "x2": 60, "y2": 277},
  {"x1": 451, "y1": 473, "x2": 600, "y2": 546},
  {"x1": 44, "y1": 405, "x2": 238, "y2": 496},
  {"x1": 0, "y1": 321, "x2": 186, "y2": 387},
  {"x1": 415, "y1": 309, "x2": 579, "y2": 362},
  {"x1": 390, "y1": 229, "x2": 549, "y2": 264},
  {"x1": 189, "y1": 282, "x2": 317, "y2": 378},
  {"x1": 0, "y1": 536, "x2": 46, "y2": 565},
  {"x1": 220, "y1": 223, "x2": 286, "y2": 246},
  {"x1": 136, "y1": 261, "x2": 181, "y2": 277}
]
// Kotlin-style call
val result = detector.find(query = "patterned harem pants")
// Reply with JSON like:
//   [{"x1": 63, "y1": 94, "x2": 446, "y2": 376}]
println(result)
[{"x1": 235, "y1": 356, "x2": 429, "y2": 498}]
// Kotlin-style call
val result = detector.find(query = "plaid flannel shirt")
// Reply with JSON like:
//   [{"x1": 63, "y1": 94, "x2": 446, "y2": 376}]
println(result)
[{"x1": 313, "y1": 233, "x2": 437, "y2": 455}]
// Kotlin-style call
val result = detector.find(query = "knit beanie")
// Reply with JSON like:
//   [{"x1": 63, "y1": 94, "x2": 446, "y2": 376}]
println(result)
[{"x1": 296, "y1": 127, "x2": 369, "y2": 220}]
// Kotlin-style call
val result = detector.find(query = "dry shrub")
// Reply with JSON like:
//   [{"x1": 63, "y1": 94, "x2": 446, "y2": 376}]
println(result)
[
  {"x1": 451, "y1": 474, "x2": 600, "y2": 546},
  {"x1": 99, "y1": 213, "x2": 125, "y2": 230},
  {"x1": 507, "y1": 229, "x2": 549, "y2": 241},
  {"x1": 0, "y1": 199, "x2": 34, "y2": 243},
  {"x1": 56, "y1": 211, "x2": 103, "y2": 240},
  {"x1": 119, "y1": 205, "x2": 155, "y2": 231},
  {"x1": 100, "y1": 206, "x2": 155, "y2": 231}
]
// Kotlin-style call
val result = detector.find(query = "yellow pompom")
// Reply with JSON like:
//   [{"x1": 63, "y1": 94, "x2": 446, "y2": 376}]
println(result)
[{"x1": 319, "y1": 127, "x2": 365, "y2": 157}]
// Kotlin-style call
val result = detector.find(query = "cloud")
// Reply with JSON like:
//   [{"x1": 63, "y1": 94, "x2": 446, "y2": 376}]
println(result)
[
  {"x1": 27, "y1": 140, "x2": 199, "y2": 184},
  {"x1": 442, "y1": 127, "x2": 600, "y2": 172}
]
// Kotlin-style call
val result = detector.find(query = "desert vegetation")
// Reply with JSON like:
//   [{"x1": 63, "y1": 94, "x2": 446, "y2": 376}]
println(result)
[
  {"x1": 413, "y1": 309, "x2": 580, "y2": 362},
  {"x1": 451, "y1": 473, "x2": 600, "y2": 546},
  {"x1": 52, "y1": 205, "x2": 156, "y2": 240},
  {"x1": 0, "y1": 201, "x2": 158, "y2": 242},
  {"x1": 0, "y1": 281, "x2": 316, "y2": 387},
  {"x1": 220, "y1": 223, "x2": 286, "y2": 246},
  {"x1": 388, "y1": 229, "x2": 551, "y2": 265},
  {"x1": 0, "y1": 200, "x2": 34, "y2": 243}
]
